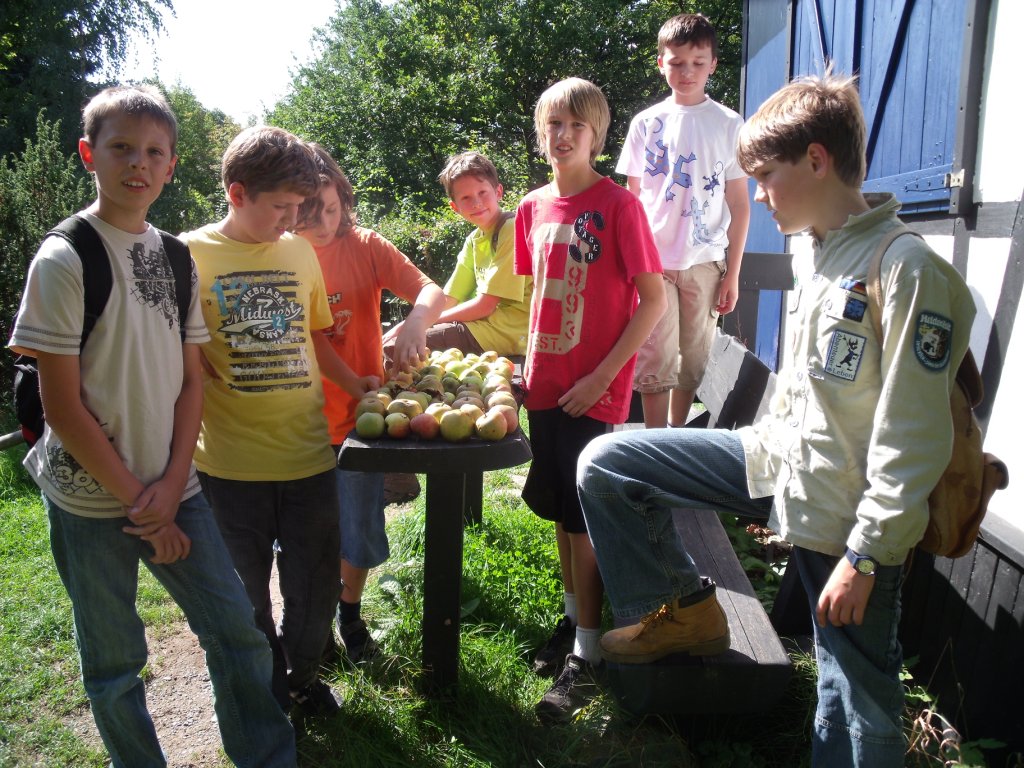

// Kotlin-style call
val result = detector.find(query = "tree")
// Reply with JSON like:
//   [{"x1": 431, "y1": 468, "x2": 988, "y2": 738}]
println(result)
[
  {"x1": 146, "y1": 82, "x2": 241, "y2": 234},
  {"x1": 0, "y1": 0, "x2": 171, "y2": 158},
  {"x1": 0, "y1": 113, "x2": 92, "y2": 415},
  {"x1": 271, "y1": 0, "x2": 742, "y2": 287}
]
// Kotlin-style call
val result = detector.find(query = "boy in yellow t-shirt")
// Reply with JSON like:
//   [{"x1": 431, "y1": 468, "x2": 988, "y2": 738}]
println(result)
[
  {"x1": 385, "y1": 152, "x2": 531, "y2": 359},
  {"x1": 182, "y1": 126, "x2": 378, "y2": 723}
]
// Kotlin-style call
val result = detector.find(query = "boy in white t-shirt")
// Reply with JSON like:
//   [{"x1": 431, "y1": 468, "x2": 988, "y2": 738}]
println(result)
[
  {"x1": 8, "y1": 85, "x2": 295, "y2": 767},
  {"x1": 617, "y1": 13, "x2": 750, "y2": 428}
]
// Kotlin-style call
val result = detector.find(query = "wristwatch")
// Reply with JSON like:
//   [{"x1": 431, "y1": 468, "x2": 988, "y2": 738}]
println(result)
[{"x1": 845, "y1": 549, "x2": 878, "y2": 576}]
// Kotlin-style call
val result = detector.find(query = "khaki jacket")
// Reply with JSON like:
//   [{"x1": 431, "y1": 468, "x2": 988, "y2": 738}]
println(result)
[{"x1": 741, "y1": 194, "x2": 977, "y2": 564}]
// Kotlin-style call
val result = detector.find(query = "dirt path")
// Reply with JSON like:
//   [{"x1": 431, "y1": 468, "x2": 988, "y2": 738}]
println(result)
[
  {"x1": 67, "y1": 566, "x2": 287, "y2": 768},
  {"x1": 63, "y1": 498, "x2": 417, "y2": 767}
]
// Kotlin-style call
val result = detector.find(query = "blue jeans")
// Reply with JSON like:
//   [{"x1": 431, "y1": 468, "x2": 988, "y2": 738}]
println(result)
[
  {"x1": 45, "y1": 492, "x2": 296, "y2": 768},
  {"x1": 578, "y1": 427, "x2": 905, "y2": 767},
  {"x1": 198, "y1": 470, "x2": 340, "y2": 706},
  {"x1": 794, "y1": 548, "x2": 906, "y2": 767},
  {"x1": 578, "y1": 427, "x2": 771, "y2": 620},
  {"x1": 332, "y1": 463, "x2": 389, "y2": 569}
]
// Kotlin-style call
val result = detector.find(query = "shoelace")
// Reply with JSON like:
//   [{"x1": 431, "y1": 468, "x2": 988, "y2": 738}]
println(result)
[{"x1": 635, "y1": 604, "x2": 674, "y2": 636}]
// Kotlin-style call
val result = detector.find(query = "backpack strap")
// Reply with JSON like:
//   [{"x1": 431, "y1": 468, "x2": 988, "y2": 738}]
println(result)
[
  {"x1": 46, "y1": 214, "x2": 113, "y2": 351},
  {"x1": 489, "y1": 211, "x2": 515, "y2": 253},
  {"x1": 865, "y1": 224, "x2": 918, "y2": 347},
  {"x1": 158, "y1": 230, "x2": 193, "y2": 343},
  {"x1": 866, "y1": 223, "x2": 984, "y2": 407}
]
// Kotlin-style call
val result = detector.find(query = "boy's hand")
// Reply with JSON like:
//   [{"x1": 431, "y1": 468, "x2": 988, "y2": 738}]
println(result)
[
  {"x1": 142, "y1": 523, "x2": 192, "y2": 564},
  {"x1": 389, "y1": 320, "x2": 428, "y2": 378},
  {"x1": 815, "y1": 557, "x2": 875, "y2": 627},
  {"x1": 351, "y1": 375, "x2": 382, "y2": 399},
  {"x1": 716, "y1": 271, "x2": 741, "y2": 315},
  {"x1": 122, "y1": 479, "x2": 183, "y2": 538},
  {"x1": 716, "y1": 283, "x2": 740, "y2": 314},
  {"x1": 556, "y1": 371, "x2": 610, "y2": 418}
]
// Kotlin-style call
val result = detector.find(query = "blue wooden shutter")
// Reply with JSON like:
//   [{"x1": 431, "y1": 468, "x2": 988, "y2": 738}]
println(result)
[{"x1": 787, "y1": 0, "x2": 980, "y2": 215}]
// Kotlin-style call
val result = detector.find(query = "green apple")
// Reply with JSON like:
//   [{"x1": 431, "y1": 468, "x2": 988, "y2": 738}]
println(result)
[
  {"x1": 439, "y1": 410, "x2": 474, "y2": 442},
  {"x1": 355, "y1": 411, "x2": 386, "y2": 439},
  {"x1": 387, "y1": 398, "x2": 424, "y2": 418}
]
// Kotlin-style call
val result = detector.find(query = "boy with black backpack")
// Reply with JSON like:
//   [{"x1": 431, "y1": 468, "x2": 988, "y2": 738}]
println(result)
[{"x1": 8, "y1": 85, "x2": 296, "y2": 767}]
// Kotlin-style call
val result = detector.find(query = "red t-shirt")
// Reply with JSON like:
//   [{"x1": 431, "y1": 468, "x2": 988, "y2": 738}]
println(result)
[
  {"x1": 315, "y1": 226, "x2": 434, "y2": 443},
  {"x1": 514, "y1": 177, "x2": 662, "y2": 423}
]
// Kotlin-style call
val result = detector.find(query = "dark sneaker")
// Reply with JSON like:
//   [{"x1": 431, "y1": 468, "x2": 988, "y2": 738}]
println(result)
[
  {"x1": 338, "y1": 617, "x2": 380, "y2": 664},
  {"x1": 533, "y1": 615, "x2": 575, "y2": 677},
  {"x1": 291, "y1": 679, "x2": 341, "y2": 718},
  {"x1": 384, "y1": 472, "x2": 420, "y2": 505},
  {"x1": 534, "y1": 654, "x2": 601, "y2": 724},
  {"x1": 321, "y1": 628, "x2": 341, "y2": 668}
]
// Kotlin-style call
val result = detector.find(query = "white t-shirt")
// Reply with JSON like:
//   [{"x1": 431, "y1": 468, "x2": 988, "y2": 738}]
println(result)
[
  {"x1": 616, "y1": 96, "x2": 745, "y2": 271},
  {"x1": 10, "y1": 212, "x2": 209, "y2": 518}
]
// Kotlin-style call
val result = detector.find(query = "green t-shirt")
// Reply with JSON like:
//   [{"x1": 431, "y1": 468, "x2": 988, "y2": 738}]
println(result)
[{"x1": 443, "y1": 215, "x2": 531, "y2": 355}]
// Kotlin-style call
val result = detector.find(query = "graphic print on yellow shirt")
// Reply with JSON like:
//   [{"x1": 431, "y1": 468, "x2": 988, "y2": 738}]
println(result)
[{"x1": 209, "y1": 269, "x2": 314, "y2": 392}]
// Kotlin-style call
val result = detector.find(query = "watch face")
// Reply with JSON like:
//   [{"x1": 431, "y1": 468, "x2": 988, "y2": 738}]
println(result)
[{"x1": 856, "y1": 558, "x2": 876, "y2": 575}]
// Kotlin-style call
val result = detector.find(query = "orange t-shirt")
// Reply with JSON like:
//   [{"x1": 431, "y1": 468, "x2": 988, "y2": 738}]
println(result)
[{"x1": 316, "y1": 226, "x2": 434, "y2": 443}]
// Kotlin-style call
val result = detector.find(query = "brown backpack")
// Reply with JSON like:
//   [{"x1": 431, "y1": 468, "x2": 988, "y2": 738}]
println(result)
[{"x1": 867, "y1": 226, "x2": 1009, "y2": 558}]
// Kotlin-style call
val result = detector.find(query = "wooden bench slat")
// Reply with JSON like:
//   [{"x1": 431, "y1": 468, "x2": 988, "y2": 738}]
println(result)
[{"x1": 604, "y1": 509, "x2": 792, "y2": 714}]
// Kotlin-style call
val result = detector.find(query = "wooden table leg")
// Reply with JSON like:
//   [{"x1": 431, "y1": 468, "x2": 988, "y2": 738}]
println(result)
[{"x1": 421, "y1": 471, "x2": 467, "y2": 696}]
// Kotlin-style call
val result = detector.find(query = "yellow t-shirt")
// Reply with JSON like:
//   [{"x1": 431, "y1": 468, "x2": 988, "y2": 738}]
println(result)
[
  {"x1": 444, "y1": 217, "x2": 531, "y2": 355},
  {"x1": 182, "y1": 226, "x2": 336, "y2": 480}
]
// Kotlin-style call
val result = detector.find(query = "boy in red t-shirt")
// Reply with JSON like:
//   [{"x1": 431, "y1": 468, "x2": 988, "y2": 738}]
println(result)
[
  {"x1": 294, "y1": 144, "x2": 445, "y2": 663},
  {"x1": 514, "y1": 77, "x2": 666, "y2": 722}
]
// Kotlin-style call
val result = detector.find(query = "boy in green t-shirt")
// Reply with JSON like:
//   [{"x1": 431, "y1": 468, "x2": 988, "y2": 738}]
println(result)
[{"x1": 385, "y1": 152, "x2": 531, "y2": 359}]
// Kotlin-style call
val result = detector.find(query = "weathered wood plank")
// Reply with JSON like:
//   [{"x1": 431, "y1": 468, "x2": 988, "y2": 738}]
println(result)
[{"x1": 603, "y1": 509, "x2": 791, "y2": 715}]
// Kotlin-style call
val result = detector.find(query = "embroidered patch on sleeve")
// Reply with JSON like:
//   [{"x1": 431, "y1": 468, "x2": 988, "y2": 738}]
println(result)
[
  {"x1": 914, "y1": 312, "x2": 953, "y2": 370},
  {"x1": 824, "y1": 329, "x2": 866, "y2": 381}
]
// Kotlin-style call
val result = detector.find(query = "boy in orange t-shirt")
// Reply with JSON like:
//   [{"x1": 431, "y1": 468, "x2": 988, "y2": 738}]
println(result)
[{"x1": 295, "y1": 144, "x2": 445, "y2": 663}]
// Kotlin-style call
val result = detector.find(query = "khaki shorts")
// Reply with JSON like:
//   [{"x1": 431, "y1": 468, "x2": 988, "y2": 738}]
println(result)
[{"x1": 633, "y1": 261, "x2": 726, "y2": 393}]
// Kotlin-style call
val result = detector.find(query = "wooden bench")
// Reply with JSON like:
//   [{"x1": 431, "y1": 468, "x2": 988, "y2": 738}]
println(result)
[{"x1": 604, "y1": 328, "x2": 793, "y2": 715}]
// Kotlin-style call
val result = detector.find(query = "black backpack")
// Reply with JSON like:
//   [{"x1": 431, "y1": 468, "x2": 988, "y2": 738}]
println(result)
[{"x1": 12, "y1": 214, "x2": 192, "y2": 446}]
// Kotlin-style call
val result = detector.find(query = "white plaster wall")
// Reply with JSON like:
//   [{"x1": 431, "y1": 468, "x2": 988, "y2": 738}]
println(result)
[
  {"x1": 975, "y1": 0, "x2": 1023, "y2": 205},
  {"x1": 973, "y1": 0, "x2": 1022, "y2": 528}
]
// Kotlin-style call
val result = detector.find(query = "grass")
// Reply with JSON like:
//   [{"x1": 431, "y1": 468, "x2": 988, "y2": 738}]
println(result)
[{"x1": 0, "y1": 439, "x2": 995, "y2": 767}]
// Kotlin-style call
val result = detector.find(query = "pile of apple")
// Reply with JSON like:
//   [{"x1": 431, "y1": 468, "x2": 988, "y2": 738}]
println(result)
[{"x1": 354, "y1": 349, "x2": 520, "y2": 443}]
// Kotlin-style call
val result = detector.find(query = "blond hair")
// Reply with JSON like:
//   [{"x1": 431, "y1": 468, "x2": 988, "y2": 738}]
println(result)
[
  {"x1": 737, "y1": 72, "x2": 867, "y2": 187},
  {"x1": 437, "y1": 152, "x2": 500, "y2": 198},
  {"x1": 221, "y1": 126, "x2": 319, "y2": 199},
  {"x1": 82, "y1": 85, "x2": 178, "y2": 153},
  {"x1": 534, "y1": 78, "x2": 610, "y2": 163}
]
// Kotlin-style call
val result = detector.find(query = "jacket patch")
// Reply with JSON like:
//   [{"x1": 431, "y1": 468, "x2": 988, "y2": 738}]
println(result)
[
  {"x1": 824, "y1": 330, "x2": 866, "y2": 381},
  {"x1": 842, "y1": 296, "x2": 867, "y2": 322},
  {"x1": 825, "y1": 282, "x2": 867, "y2": 323},
  {"x1": 839, "y1": 277, "x2": 867, "y2": 294},
  {"x1": 914, "y1": 312, "x2": 953, "y2": 370}
]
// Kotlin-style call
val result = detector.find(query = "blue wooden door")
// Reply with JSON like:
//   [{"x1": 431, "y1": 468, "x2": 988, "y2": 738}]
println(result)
[
  {"x1": 791, "y1": 0, "x2": 970, "y2": 213},
  {"x1": 742, "y1": 0, "x2": 979, "y2": 366}
]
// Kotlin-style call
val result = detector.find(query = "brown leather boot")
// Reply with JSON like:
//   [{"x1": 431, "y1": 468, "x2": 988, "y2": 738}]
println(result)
[{"x1": 600, "y1": 577, "x2": 730, "y2": 664}]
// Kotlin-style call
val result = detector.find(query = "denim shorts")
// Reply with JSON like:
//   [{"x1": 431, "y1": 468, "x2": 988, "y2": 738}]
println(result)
[{"x1": 331, "y1": 462, "x2": 389, "y2": 569}]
